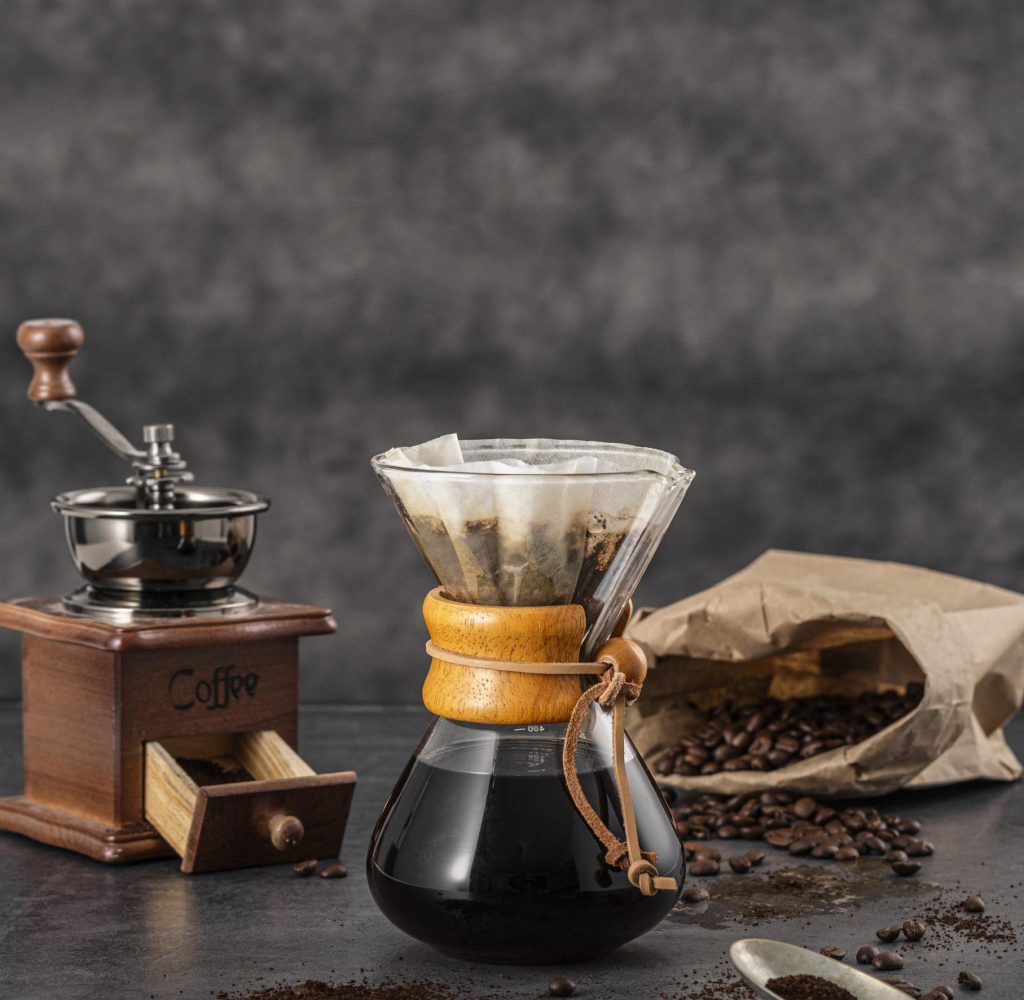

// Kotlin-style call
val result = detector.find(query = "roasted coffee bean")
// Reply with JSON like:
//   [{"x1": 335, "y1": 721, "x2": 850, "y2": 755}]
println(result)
[
  {"x1": 834, "y1": 846, "x2": 860, "y2": 862},
  {"x1": 728, "y1": 855, "x2": 752, "y2": 874},
  {"x1": 876, "y1": 925, "x2": 901, "y2": 943},
  {"x1": 902, "y1": 920, "x2": 925, "y2": 941},
  {"x1": 689, "y1": 858, "x2": 720, "y2": 876},
  {"x1": 819, "y1": 945, "x2": 845, "y2": 960},
  {"x1": 924, "y1": 987, "x2": 953, "y2": 999},
  {"x1": 319, "y1": 862, "x2": 348, "y2": 879},
  {"x1": 548, "y1": 977, "x2": 576, "y2": 997},
  {"x1": 681, "y1": 886, "x2": 710, "y2": 903},
  {"x1": 717, "y1": 824, "x2": 739, "y2": 839},
  {"x1": 793, "y1": 797, "x2": 817, "y2": 819},
  {"x1": 743, "y1": 849, "x2": 767, "y2": 867},
  {"x1": 957, "y1": 971, "x2": 982, "y2": 991},
  {"x1": 873, "y1": 951, "x2": 904, "y2": 971},
  {"x1": 891, "y1": 860, "x2": 922, "y2": 876},
  {"x1": 740, "y1": 824, "x2": 765, "y2": 839},
  {"x1": 788, "y1": 838, "x2": 817, "y2": 856},
  {"x1": 811, "y1": 843, "x2": 839, "y2": 860},
  {"x1": 861, "y1": 835, "x2": 887, "y2": 855},
  {"x1": 765, "y1": 829, "x2": 796, "y2": 848},
  {"x1": 887, "y1": 849, "x2": 910, "y2": 864},
  {"x1": 963, "y1": 895, "x2": 985, "y2": 913},
  {"x1": 856, "y1": 945, "x2": 879, "y2": 964},
  {"x1": 292, "y1": 859, "x2": 318, "y2": 877},
  {"x1": 898, "y1": 819, "x2": 922, "y2": 835},
  {"x1": 880, "y1": 979, "x2": 921, "y2": 998}
]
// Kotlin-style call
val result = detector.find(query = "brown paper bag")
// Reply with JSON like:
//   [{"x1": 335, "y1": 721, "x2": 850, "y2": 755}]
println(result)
[{"x1": 626, "y1": 550, "x2": 1024, "y2": 796}]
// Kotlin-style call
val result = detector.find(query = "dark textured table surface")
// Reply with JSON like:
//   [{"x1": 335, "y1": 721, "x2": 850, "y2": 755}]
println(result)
[{"x1": 1, "y1": 704, "x2": 1021, "y2": 1000}]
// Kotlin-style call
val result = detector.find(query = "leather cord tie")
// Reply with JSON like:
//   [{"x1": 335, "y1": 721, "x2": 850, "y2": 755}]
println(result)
[{"x1": 424, "y1": 638, "x2": 679, "y2": 897}]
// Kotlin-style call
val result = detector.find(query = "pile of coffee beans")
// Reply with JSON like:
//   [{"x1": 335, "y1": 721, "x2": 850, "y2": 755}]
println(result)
[
  {"x1": 764, "y1": 974, "x2": 856, "y2": 1000},
  {"x1": 672, "y1": 790, "x2": 931, "y2": 876},
  {"x1": 657, "y1": 687, "x2": 923, "y2": 777}
]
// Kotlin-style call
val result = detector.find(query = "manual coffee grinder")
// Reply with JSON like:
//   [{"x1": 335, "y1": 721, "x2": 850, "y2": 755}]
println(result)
[
  {"x1": 0, "y1": 319, "x2": 356, "y2": 873},
  {"x1": 366, "y1": 436, "x2": 694, "y2": 964}
]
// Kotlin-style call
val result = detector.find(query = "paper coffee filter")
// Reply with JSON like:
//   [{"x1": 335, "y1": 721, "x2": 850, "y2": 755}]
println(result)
[{"x1": 374, "y1": 436, "x2": 689, "y2": 631}]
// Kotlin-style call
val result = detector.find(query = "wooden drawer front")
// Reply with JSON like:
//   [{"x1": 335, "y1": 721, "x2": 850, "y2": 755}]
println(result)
[{"x1": 144, "y1": 731, "x2": 356, "y2": 874}]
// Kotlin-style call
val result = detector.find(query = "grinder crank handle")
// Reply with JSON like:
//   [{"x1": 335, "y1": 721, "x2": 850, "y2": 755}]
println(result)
[
  {"x1": 16, "y1": 318, "x2": 84, "y2": 402},
  {"x1": 16, "y1": 318, "x2": 146, "y2": 462}
]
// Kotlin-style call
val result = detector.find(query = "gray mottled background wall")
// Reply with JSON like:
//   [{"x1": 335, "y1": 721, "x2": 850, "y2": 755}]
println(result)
[{"x1": 1, "y1": 0, "x2": 1023, "y2": 702}]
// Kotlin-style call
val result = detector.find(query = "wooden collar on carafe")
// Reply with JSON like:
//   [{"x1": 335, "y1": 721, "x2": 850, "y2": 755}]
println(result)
[{"x1": 421, "y1": 588, "x2": 633, "y2": 725}]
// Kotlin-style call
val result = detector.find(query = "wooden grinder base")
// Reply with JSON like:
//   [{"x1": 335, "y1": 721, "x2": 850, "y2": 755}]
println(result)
[{"x1": 0, "y1": 595, "x2": 350, "y2": 869}]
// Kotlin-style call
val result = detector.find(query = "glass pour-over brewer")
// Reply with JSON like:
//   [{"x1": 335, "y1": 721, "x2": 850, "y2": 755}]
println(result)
[{"x1": 367, "y1": 437, "x2": 694, "y2": 964}]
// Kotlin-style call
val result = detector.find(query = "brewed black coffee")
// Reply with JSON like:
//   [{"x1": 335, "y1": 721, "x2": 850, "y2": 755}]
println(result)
[{"x1": 367, "y1": 724, "x2": 683, "y2": 965}]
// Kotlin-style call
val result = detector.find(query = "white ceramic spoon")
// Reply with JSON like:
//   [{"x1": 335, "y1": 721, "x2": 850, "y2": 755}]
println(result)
[{"x1": 729, "y1": 939, "x2": 911, "y2": 1000}]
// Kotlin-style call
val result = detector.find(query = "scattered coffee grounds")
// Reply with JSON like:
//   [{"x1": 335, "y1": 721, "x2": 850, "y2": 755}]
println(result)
[
  {"x1": 658, "y1": 686, "x2": 922, "y2": 777},
  {"x1": 672, "y1": 792, "x2": 931, "y2": 874},
  {"x1": 547, "y1": 977, "x2": 575, "y2": 997},
  {"x1": 856, "y1": 945, "x2": 878, "y2": 964},
  {"x1": 877, "y1": 925, "x2": 901, "y2": 943},
  {"x1": 218, "y1": 976, "x2": 495, "y2": 1000},
  {"x1": 919, "y1": 895, "x2": 1016, "y2": 946},
  {"x1": 902, "y1": 920, "x2": 925, "y2": 941},
  {"x1": 764, "y1": 973, "x2": 857, "y2": 1000},
  {"x1": 820, "y1": 945, "x2": 845, "y2": 960},
  {"x1": 957, "y1": 970, "x2": 983, "y2": 990},
  {"x1": 178, "y1": 756, "x2": 253, "y2": 786},
  {"x1": 319, "y1": 862, "x2": 347, "y2": 879},
  {"x1": 873, "y1": 951, "x2": 904, "y2": 971},
  {"x1": 292, "y1": 860, "x2": 317, "y2": 877},
  {"x1": 963, "y1": 895, "x2": 986, "y2": 913}
]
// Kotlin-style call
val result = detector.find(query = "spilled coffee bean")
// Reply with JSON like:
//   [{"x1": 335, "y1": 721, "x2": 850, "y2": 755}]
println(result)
[
  {"x1": 876, "y1": 925, "x2": 901, "y2": 943},
  {"x1": 680, "y1": 886, "x2": 709, "y2": 904},
  {"x1": 856, "y1": 945, "x2": 879, "y2": 964},
  {"x1": 873, "y1": 951, "x2": 904, "y2": 971},
  {"x1": 547, "y1": 977, "x2": 576, "y2": 997},
  {"x1": 963, "y1": 895, "x2": 986, "y2": 913},
  {"x1": 689, "y1": 858, "x2": 720, "y2": 876},
  {"x1": 727, "y1": 855, "x2": 751, "y2": 874},
  {"x1": 902, "y1": 919, "x2": 925, "y2": 941},
  {"x1": 819, "y1": 945, "x2": 845, "y2": 960},
  {"x1": 957, "y1": 971, "x2": 982, "y2": 990},
  {"x1": 891, "y1": 860, "x2": 922, "y2": 877},
  {"x1": 319, "y1": 862, "x2": 348, "y2": 879},
  {"x1": 292, "y1": 859, "x2": 318, "y2": 877},
  {"x1": 879, "y1": 979, "x2": 921, "y2": 997}
]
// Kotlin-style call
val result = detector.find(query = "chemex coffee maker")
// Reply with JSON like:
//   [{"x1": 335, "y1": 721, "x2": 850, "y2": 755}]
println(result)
[
  {"x1": 0, "y1": 319, "x2": 356, "y2": 872},
  {"x1": 366, "y1": 435, "x2": 694, "y2": 964}
]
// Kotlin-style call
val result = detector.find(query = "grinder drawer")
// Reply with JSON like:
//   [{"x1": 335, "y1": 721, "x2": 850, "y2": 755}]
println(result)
[{"x1": 144, "y1": 731, "x2": 356, "y2": 874}]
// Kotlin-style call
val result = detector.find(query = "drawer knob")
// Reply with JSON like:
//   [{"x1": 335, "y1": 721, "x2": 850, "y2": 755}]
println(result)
[{"x1": 269, "y1": 813, "x2": 305, "y2": 851}]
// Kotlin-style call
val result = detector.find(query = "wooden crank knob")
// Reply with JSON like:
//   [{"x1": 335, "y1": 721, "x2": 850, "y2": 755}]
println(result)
[
  {"x1": 16, "y1": 318, "x2": 84, "y2": 402},
  {"x1": 268, "y1": 813, "x2": 305, "y2": 851},
  {"x1": 595, "y1": 636, "x2": 648, "y2": 686}
]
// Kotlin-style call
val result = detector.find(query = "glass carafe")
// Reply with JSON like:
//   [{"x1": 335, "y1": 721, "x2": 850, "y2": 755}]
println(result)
[
  {"x1": 369, "y1": 708, "x2": 683, "y2": 964},
  {"x1": 367, "y1": 438, "x2": 694, "y2": 964}
]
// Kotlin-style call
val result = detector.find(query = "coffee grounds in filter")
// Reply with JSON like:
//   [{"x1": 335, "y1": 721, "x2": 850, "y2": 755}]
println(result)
[{"x1": 411, "y1": 513, "x2": 630, "y2": 616}]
